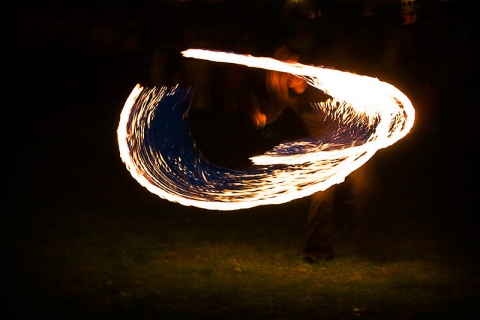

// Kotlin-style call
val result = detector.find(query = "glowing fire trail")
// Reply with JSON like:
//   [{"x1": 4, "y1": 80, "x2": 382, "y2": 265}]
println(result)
[{"x1": 117, "y1": 49, "x2": 414, "y2": 211}]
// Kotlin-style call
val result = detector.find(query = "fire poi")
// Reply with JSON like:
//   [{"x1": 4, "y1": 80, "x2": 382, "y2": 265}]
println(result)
[{"x1": 117, "y1": 49, "x2": 415, "y2": 211}]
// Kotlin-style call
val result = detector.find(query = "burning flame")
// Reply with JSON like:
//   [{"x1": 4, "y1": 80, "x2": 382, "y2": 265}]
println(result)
[{"x1": 117, "y1": 49, "x2": 414, "y2": 211}]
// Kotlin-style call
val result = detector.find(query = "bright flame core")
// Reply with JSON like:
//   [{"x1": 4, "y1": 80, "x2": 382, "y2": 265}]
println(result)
[{"x1": 117, "y1": 49, "x2": 414, "y2": 211}]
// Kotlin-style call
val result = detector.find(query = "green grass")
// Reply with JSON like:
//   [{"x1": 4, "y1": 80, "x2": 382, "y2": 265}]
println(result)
[{"x1": 7, "y1": 184, "x2": 479, "y2": 319}]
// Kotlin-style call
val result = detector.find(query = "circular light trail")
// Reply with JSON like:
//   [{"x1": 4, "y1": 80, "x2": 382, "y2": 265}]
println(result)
[{"x1": 117, "y1": 49, "x2": 414, "y2": 211}]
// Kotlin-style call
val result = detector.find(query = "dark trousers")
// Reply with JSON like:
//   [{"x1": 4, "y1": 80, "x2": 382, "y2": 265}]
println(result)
[{"x1": 303, "y1": 186, "x2": 336, "y2": 260}]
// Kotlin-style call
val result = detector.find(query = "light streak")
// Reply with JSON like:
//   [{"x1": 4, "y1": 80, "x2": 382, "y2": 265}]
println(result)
[{"x1": 117, "y1": 49, "x2": 414, "y2": 211}]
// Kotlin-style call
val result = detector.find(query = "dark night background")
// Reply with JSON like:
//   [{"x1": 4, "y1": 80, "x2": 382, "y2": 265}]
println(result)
[{"x1": 3, "y1": 0, "x2": 480, "y2": 318}]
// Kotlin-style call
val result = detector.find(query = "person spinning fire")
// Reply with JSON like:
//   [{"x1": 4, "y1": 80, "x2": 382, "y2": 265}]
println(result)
[
  {"x1": 189, "y1": 45, "x2": 372, "y2": 262},
  {"x1": 252, "y1": 46, "x2": 341, "y2": 262}
]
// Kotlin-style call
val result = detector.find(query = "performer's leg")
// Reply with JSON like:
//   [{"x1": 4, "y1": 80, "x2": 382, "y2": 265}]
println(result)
[{"x1": 303, "y1": 186, "x2": 335, "y2": 261}]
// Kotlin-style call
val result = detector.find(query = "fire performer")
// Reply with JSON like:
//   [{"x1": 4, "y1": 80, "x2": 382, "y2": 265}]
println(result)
[{"x1": 254, "y1": 46, "x2": 343, "y2": 262}]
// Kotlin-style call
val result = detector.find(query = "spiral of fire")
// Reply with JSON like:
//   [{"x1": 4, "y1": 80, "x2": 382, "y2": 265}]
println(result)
[{"x1": 117, "y1": 50, "x2": 414, "y2": 211}]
